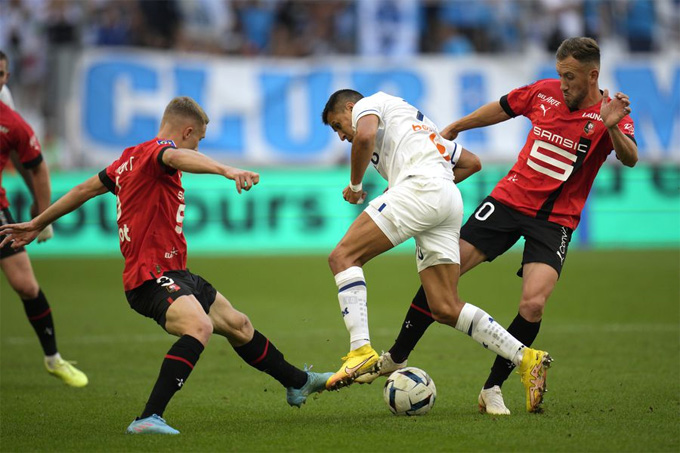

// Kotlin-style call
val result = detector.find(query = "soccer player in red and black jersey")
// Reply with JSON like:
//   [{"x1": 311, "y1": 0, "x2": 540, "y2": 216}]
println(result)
[
  {"x1": 364, "y1": 37, "x2": 638, "y2": 414},
  {"x1": 0, "y1": 96, "x2": 88, "y2": 387},
  {"x1": 0, "y1": 97, "x2": 333, "y2": 434}
]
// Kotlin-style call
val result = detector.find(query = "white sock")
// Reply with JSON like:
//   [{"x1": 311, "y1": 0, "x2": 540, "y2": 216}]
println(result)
[
  {"x1": 455, "y1": 303, "x2": 525, "y2": 366},
  {"x1": 335, "y1": 266, "x2": 370, "y2": 350},
  {"x1": 45, "y1": 352, "x2": 62, "y2": 368}
]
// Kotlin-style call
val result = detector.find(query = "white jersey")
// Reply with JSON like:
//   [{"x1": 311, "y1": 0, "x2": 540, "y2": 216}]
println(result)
[
  {"x1": 352, "y1": 91, "x2": 461, "y2": 187},
  {"x1": 0, "y1": 85, "x2": 15, "y2": 110}
]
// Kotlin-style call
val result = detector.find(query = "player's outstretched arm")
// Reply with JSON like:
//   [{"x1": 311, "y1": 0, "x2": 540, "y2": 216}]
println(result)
[
  {"x1": 162, "y1": 148, "x2": 259, "y2": 194},
  {"x1": 601, "y1": 89, "x2": 638, "y2": 168},
  {"x1": 11, "y1": 156, "x2": 55, "y2": 243},
  {"x1": 453, "y1": 148, "x2": 482, "y2": 184},
  {"x1": 28, "y1": 160, "x2": 55, "y2": 243},
  {"x1": 441, "y1": 101, "x2": 511, "y2": 140},
  {"x1": 0, "y1": 174, "x2": 107, "y2": 249}
]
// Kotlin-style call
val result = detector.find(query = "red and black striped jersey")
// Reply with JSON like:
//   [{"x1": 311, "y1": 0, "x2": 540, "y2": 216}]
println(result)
[
  {"x1": 0, "y1": 101, "x2": 43, "y2": 210},
  {"x1": 99, "y1": 138, "x2": 187, "y2": 291},
  {"x1": 491, "y1": 79, "x2": 635, "y2": 229}
]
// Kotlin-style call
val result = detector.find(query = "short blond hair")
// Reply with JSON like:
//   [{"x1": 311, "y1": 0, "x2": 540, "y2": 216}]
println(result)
[{"x1": 162, "y1": 96, "x2": 210, "y2": 126}]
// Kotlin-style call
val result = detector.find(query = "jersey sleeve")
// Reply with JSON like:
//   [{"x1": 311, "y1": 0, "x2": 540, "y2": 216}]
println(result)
[
  {"x1": 619, "y1": 115, "x2": 636, "y2": 143},
  {"x1": 500, "y1": 80, "x2": 542, "y2": 118},
  {"x1": 149, "y1": 140, "x2": 178, "y2": 176},
  {"x1": 13, "y1": 115, "x2": 43, "y2": 169},
  {"x1": 445, "y1": 139, "x2": 463, "y2": 167},
  {"x1": 98, "y1": 160, "x2": 119, "y2": 194},
  {"x1": 156, "y1": 146, "x2": 178, "y2": 175},
  {"x1": 352, "y1": 96, "x2": 382, "y2": 130},
  {"x1": 602, "y1": 114, "x2": 636, "y2": 151}
]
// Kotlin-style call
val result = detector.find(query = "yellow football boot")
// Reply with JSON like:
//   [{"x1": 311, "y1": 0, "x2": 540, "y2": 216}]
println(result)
[
  {"x1": 519, "y1": 348, "x2": 552, "y2": 412},
  {"x1": 325, "y1": 344, "x2": 379, "y2": 390},
  {"x1": 45, "y1": 357, "x2": 88, "y2": 388}
]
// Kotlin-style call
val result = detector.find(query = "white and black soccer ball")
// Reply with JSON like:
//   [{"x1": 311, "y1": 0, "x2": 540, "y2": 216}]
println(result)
[{"x1": 383, "y1": 367, "x2": 436, "y2": 416}]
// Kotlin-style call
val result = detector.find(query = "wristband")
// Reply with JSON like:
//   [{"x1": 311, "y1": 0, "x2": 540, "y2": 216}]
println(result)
[{"x1": 349, "y1": 181, "x2": 363, "y2": 193}]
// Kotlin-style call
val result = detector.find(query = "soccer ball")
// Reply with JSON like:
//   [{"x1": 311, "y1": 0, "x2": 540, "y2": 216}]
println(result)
[{"x1": 383, "y1": 367, "x2": 436, "y2": 416}]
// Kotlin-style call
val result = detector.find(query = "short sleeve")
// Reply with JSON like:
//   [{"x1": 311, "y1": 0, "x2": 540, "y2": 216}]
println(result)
[
  {"x1": 448, "y1": 140, "x2": 462, "y2": 167},
  {"x1": 352, "y1": 96, "x2": 382, "y2": 131},
  {"x1": 146, "y1": 139, "x2": 178, "y2": 176},
  {"x1": 99, "y1": 160, "x2": 119, "y2": 194},
  {"x1": 602, "y1": 114, "x2": 636, "y2": 151},
  {"x1": 156, "y1": 146, "x2": 178, "y2": 175},
  {"x1": 503, "y1": 81, "x2": 542, "y2": 118},
  {"x1": 14, "y1": 117, "x2": 43, "y2": 167},
  {"x1": 619, "y1": 116, "x2": 636, "y2": 143}
]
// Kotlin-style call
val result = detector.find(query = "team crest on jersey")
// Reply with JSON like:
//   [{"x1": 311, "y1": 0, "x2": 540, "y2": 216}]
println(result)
[
  {"x1": 166, "y1": 283, "x2": 181, "y2": 293},
  {"x1": 583, "y1": 121, "x2": 595, "y2": 135},
  {"x1": 157, "y1": 139, "x2": 176, "y2": 147}
]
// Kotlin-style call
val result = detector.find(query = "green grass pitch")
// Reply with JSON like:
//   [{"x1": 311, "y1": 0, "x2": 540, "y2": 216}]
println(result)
[{"x1": 1, "y1": 250, "x2": 678, "y2": 452}]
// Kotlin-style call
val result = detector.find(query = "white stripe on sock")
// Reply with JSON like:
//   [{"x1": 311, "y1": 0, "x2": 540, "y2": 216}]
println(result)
[{"x1": 335, "y1": 266, "x2": 370, "y2": 348}]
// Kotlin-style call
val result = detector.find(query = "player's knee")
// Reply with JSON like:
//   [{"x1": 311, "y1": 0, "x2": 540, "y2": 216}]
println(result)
[
  {"x1": 430, "y1": 303, "x2": 459, "y2": 326},
  {"x1": 187, "y1": 315, "x2": 213, "y2": 344},
  {"x1": 427, "y1": 292, "x2": 463, "y2": 326},
  {"x1": 219, "y1": 312, "x2": 253, "y2": 345},
  {"x1": 328, "y1": 247, "x2": 347, "y2": 273},
  {"x1": 519, "y1": 297, "x2": 546, "y2": 322},
  {"x1": 231, "y1": 312, "x2": 253, "y2": 342},
  {"x1": 12, "y1": 280, "x2": 40, "y2": 300}
]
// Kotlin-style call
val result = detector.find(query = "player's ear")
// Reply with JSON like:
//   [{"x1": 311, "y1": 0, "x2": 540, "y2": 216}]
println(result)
[{"x1": 183, "y1": 125, "x2": 194, "y2": 140}]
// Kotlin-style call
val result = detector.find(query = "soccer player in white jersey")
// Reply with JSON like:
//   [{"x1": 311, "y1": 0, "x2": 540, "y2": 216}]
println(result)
[
  {"x1": 370, "y1": 37, "x2": 638, "y2": 415},
  {"x1": 322, "y1": 90, "x2": 553, "y2": 412}
]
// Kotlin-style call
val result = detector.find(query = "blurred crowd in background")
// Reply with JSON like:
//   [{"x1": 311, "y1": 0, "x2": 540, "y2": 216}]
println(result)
[
  {"x1": 0, "y1": 0, "x2": 678, "y2": 166},
  {"x1": 2, "y1": 0, "x2": 677, "y2": 62}
]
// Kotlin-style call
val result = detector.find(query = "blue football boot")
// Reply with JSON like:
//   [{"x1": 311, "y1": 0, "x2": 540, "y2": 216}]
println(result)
[
  {"x1": 287, "y1": 366, "x2": 334, "y2": 408},
  {"x1": 126, "y1": 414, "x2": 180, "y2": 434}
]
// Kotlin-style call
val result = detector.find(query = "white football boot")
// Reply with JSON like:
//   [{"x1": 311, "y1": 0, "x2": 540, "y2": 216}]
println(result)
[
  {"x1": 354, "y1": 352, "x2": 407, "y2": 384},
  {"x1": 478, "y1": 385, "x2": 511, "y2": 415}
]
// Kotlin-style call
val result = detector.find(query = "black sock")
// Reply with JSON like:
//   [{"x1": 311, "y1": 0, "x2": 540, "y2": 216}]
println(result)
[
  {"x1": 22, "y1": 290, "x2": 57, "y2": 356},
  {"x1": 483, "y1": 313, "x2": 541, "y2": 389},
  {"x1": 233, "y1": 330, "x2": 307, "y2": 389},
  {"x1": 388, "y1": 286, "x2": 435, "y2": 364},
  {"x1": 141, "y1": 335, "x2": 204, "y2": 419}
]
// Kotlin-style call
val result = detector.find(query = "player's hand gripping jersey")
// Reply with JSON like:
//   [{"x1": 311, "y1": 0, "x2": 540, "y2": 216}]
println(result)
[
  {"x1": 492, "y1": 79, "x2": 635, "y2": 229},
  {"x1": 0, "y1": 102, "x2": 44, "y2": 210},
  {"x1": 98, "y1": 139, "x2": 187, "y2": 291},
  {"x1": 351, "y1": 92, "x2": 461, "y2": 187}
]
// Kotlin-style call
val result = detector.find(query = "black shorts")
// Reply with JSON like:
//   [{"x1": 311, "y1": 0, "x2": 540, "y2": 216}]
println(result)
[
  {"x1": 125, "y1": 270, "x2": 218, "y2": 328},
  {"x1": 0, "y1": 208, "x2": 26, "y2": 259},
  {"x1": 461, "y1": 196, "x2": 573, "y2": 277}
]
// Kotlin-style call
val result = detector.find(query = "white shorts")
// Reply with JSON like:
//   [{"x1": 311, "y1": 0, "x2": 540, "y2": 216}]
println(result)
[{"x1": 365, "y1": 176, "x2": 462, "y2": 272}]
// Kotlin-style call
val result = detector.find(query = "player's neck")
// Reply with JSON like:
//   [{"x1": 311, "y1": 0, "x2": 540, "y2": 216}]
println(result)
[{"x1": 156, "y1": 127, "x2": 181, "y2": 144}]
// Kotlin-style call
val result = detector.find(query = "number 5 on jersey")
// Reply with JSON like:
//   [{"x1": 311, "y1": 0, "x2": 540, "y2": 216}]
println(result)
[{"x1": 175, "y1": 204, "x2": 185, "y2": 234}]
